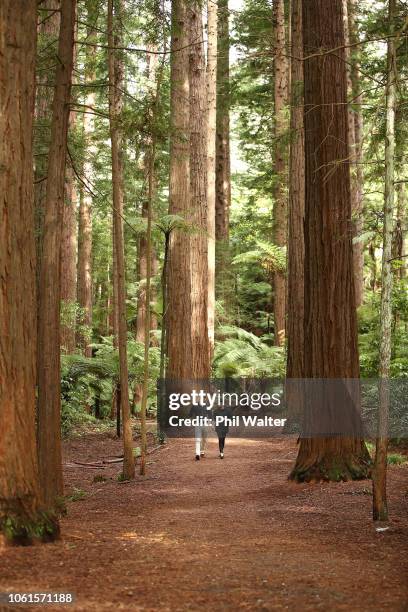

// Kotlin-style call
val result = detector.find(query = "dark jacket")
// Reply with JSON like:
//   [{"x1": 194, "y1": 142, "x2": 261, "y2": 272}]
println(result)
[
  {"x1": 189, "y1": 404, "x2": 210, "y2": 419},
  {"x1": 213, "y1": 407, "x2": 233, "y2": 437}
]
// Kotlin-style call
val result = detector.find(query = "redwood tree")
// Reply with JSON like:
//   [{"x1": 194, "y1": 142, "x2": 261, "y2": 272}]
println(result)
[
  {"x1": 61, "y1": 70, "x2": 78, "y2": 355},
  {"x1": 207, "y1": 0, "x2": 218, "y2": 358},
  {"x1": 108, "y1": 0, "x2": 135, "y2": 479},
  {"x1": 34, "y1": 0, "x2": 60, "y2": 284},
  {"x1": 272, "y1": 0, "x2": 289, "y2": 347},
  {"x1": 77, "y1": 0, "x2": 97, "y2": 356},
  {"x1": 0, "y1": 0, "x2": 59, "y2": 543},
  {"x1": 189, "y1": 3, "x2": 210, "y2": 379},
  {"x1": 37, "y1": 0, "x2": 76, "y2": 507},
  {"x1": 215, "y1": 0, "x2": 231, "y2": 306},
  {"x1": 289, "y1": 0, "x2": 371, "y2": 482},
  {"x1": 166, "y1": 0, "x2": 192, "y2": 379},
  {"x1": 286, "y1": 0, "x2": 304, "y2": 419}
]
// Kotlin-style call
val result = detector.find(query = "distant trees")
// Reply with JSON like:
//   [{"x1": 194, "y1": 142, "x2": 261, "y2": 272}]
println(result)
[{"x1": 0, "y1": 0, "x2": 59, "y2": 544}]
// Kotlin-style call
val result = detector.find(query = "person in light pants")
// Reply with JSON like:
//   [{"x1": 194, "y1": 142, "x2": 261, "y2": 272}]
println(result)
[
  {"x1": 190, "y1": 403, "x2": 208, "y2": 460},
  {"x1": 194, "y1": 425, "x2": 207, "y2": 459}
]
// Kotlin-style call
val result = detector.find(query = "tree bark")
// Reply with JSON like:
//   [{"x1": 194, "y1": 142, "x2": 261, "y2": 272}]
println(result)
[
  {"x1": 139, "y1": 80, "x2": 161, "y2": 474},
  {"x1": 286, "y1": 0, "x2": 304, "y2": 421},
  {"x1": 61, "y1": 155, "x2": 78, "y2": 354},
  {"x1": 0, "y1": 0, "x2": 59, "y2": 545},
  {"x1": 34, "y1": 0, "x2": 60, "y2": 288},
  {"x1": 207, "y1": 0, "x2": 217, "y2": 360},
  {"x1": 394, "y1": 183, "x2": 406, "y2": 279},
  {"x1": 372, "y1": 0, "x2": 397, "y2": 522},
  {"x1": 77, "y1": 1, "x2": 96, "y2": 357},
  {"x1": 345, "y1": 0, "x2": 365, "y2": 307},
  {"x1": 108, "y1": 0, "x2": 135, "y2": 479},
  {"x1": 60, "y1": 46, "x2": 78, "y2": 356},
  {"x1": 215, "y1": 0, "x2": 231, "y2": 307},
  {"x1": 166, "y1": 0, "x2": 192, "y2": 380},
  {"x1": 272, "y1": 0, "x2": 289, "y2": 347},
  {"x1": 189, "y1": 3, "x2": 210, "y2": 379},
  {"x1": 138, "y1": 36, "x2": 164, "y2": 471},
  {"x1": 136, "y1": 50, "x2": 159, "y2": 349},
  {"x1": 289, "y1": 0, "x2": 370, "y2": 483},
  {"x1": 37, "y1": 0, "x2": 76, "y2": 508}
]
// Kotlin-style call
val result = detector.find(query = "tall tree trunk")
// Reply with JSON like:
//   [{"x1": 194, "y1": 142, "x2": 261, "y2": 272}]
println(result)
[
  {"x1": 286, "y1": 0, "x2": 304, "y2": 420},
  {"x1": 34, "y1": 0, "x2": 60, "y2": 288},
  {"x1": 136, "y1": 50, "x2": 159, "y2": 349},
  {"x1": 108, "y1": 0, "x2": 135, "y2": 479},
  {"x1": 289, "y1": 0, "x2": 370, "y2": 483},
  {"x1": 61, "y1": 37, "x2": 78, "y2": 355},
  {"x1": 136, "y1": 216, "x2": 148, "y2": 345},
  {"x1": 372, "y1": 0, "x2": 397, "y2": 522},
  {"x1": 344, "y1": 0, "x2": 364, "y2": 308},
  {"x1": 111, "y1": 226, "x2": 121, "y2": 427},
  {"x1": 77, "y1": 2, "x2": 96, "y2": 357},
  {"x1": 0, "y1": 0, "x2": 59, "y2": 545},
  {"x1": 139, "y1": 44, "x2": 164, "y2": 472},
  {"x1": 207, "y1": 0, "x2": 217, "y2": 359},
  {"x1": 167, "y1": 0, "x2": 192, "y2": 379},
  {"x1": 272, "y1": 0, "x2": 289, "y2": 347},
  {"x1": 394, "y1": 183, "x2": 406, "y2": 279},
  {"x1": 189, "y1": 4, "x2": 210, "y2": 379},
  {"x1": 37, "y1": 0, "x2": 76, "y2": 508},
  {"x1": 134, "y1": 48, "x2": 160, "y2": 412},
  {"x1": 215, "y1": 0, "x2": 231, "y2": 308},
  {"x1": 61, "y1": 154, "x2": 78, "y2": 354}
]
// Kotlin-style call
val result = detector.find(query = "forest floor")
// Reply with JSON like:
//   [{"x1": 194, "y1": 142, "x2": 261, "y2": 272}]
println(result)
[{"x1": 0, "y1": 430, "x2": 408, "y2": 611}]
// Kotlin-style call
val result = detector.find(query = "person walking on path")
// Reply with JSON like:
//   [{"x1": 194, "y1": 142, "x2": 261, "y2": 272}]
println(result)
[
  {"x1": 213, "y1": 405, "x2": 233, "y2": 458},
  {"x1": 190, "y1": 403, "x2": 209, "y2": 460}
]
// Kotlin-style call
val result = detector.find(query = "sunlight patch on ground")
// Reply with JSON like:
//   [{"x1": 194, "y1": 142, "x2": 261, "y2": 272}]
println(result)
[{"x1": 119, "y1": 531, "x2": 179, "y2": 546}]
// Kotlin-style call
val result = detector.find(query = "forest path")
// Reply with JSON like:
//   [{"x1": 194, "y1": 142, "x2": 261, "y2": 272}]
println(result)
[{"x1": 1, "y1": 433, "x2": 408, "y2": 611}]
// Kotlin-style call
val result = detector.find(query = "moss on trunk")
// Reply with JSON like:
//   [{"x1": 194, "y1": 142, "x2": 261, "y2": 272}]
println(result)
[
  {"x1": 1, "y1": 506, "x2": 60, "y2": 546},
  {"x1": 289, "y1": 438, "x2": 372, "y2": 483}
]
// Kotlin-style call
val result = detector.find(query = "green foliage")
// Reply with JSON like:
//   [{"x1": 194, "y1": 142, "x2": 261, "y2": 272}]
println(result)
[
  {"x1": 358, "y1": 277, "x2": 408, "y2": 378},
  {"x1": 65, "y1": 488, "x2": 87, "y2": 502},
  {"x1": 214, "y1": 325, "x2": 285, "y2": 378},
  {"x1": 1, "y1": 511, "x2": 59, "y2": 545},
  {"x1": 232, "y1": 240, "x2": 286, "y2": 274},
  {"x1": 387, "y1": 453, "x2": 407, "y2": 466},
  {"x1": 60, "y1": 337, "x2": 161, "y2": 435}
]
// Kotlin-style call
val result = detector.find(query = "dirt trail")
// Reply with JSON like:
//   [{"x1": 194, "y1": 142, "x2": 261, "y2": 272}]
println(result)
[{"x1": 1, "y1": 433, "x2": 407, "y2": 611}]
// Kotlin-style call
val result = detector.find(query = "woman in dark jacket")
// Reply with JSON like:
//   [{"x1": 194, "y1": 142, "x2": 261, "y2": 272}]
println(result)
[{"x1": 213, "y1": 406, "x2": 233, "y2": 459}]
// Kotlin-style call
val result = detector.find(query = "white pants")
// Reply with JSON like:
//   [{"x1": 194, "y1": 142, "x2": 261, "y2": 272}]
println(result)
[{"x1": 194, "y1": 426, "x2": 207, "y2": 455}]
